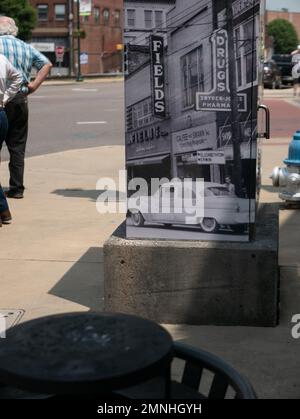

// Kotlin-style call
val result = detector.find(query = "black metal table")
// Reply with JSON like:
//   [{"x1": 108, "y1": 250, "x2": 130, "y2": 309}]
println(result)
[{"x1": 0, "y1": 312, "x2": 173, "y2": 397}]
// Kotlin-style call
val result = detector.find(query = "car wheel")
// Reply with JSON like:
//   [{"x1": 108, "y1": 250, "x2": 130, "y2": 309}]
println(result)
[
  {"x1": 231, "y1": 225, "x2": 246, "y2": 234},
  {"x1": 200, "y1": 218, "x2": 219, "y2": 233},
  {"x1": 131, "y1": 211, "x2": 145, "y2": 227}
]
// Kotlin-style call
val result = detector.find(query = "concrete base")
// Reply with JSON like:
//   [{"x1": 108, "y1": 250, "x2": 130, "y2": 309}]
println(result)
[{"x1": 104, "y1": 204, "x2": 279, "y2": 326}]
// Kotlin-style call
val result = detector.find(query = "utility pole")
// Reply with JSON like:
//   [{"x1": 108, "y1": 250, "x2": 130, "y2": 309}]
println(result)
[
  {"x1": 76, "y1": 0, "x2": 83, "y2": 82},
  {"x1": 226, "y1": 0, "x2": 243, "y2": 197},
  {"x1": 68, "y1": 0, "x2": 74, "y2": 77}
]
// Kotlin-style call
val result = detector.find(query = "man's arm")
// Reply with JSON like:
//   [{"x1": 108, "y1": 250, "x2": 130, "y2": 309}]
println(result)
[
  {"x1": 2, "y1": 58, "x2": 23, "y2": 105},
  {"x1": 28, "y1": 62, "x2": 52, "y2": 94}
]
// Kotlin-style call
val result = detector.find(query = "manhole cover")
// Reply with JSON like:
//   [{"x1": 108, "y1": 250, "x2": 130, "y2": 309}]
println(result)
[{"x1": 0, "y1": 309, "x2": 24, "y2": 331}]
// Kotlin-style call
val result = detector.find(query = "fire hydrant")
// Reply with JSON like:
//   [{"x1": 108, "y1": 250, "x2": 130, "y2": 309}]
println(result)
[{"x1": 271, "y1": 130, "x2": 300, "y2": 203}]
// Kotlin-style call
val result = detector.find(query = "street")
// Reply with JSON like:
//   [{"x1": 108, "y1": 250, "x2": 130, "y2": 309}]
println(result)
[
  {"x1": 127, "y1": 220, "x2": 249, "y2": 241},
  {"x1": 264, "y1": 87, "x2": 300, "y2": 139},
  {"x1": 1, "y1": 81, "x2": 298, "y2": 160},
  {"x1": 1, "y1": 80, "x2": 124, "y2": 160}
]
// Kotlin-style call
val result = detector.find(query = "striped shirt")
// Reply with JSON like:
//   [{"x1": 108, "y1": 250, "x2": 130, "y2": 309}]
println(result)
[{"x1": 0, "y1": 35, "x2": 50, "y2": 82}]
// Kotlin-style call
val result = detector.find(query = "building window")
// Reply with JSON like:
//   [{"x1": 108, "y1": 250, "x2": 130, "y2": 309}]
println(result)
[
  {"x1": 114, "y1": 9, "x2": 121, "y2": 26},
  {"x1": 103, "y1": 9, "x2": 110, "y2": 25},
  {"x1": 37, "y1": 4, "x2": 48, "y2": 21},
  {"x1": 144, "y1": 10, "x2": 153, "y2": 29},
  {"x1": 94, "y1": 7, "x2": 100, "y2": 23},
  {"x1": 234, "y1": 17, "x2": 258, "y2": 88},
  {"x1": 243, "y1": 19, "x2": 257, "y2": 84},
  {"x1": 127, "y1": 98, "x2": 154, "y2": 132},
  {"x1": 155, "y1": 11, "x2": 163, "y2": 28},
  {"x1": 55, "y1": 4, "x2": 66, "y2": 21},
  {"x1": 181, "y1": 46, "x2": 204, "y2": 108},
  {"x1": 127, "y1": 9, "x2": 135, "y2": 28}
]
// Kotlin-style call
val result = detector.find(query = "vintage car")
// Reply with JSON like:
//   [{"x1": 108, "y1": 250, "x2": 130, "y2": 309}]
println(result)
[{"x1": 128, "y1": 182, "x2": 250, "y2": 234}]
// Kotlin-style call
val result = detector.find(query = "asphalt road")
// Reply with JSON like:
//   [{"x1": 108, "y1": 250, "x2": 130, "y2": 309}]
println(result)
[
  {"x1": 264, "y1": 97, "x2": 300, "y2": 139},
  {"x1": 1, "y1": 81, "x2": 124, "y2": 161},
  {"x1": 126, "y1": 218, "x2": 249, "y2": 242},
  {"x1": 1, "y1": 84, "x2": 298, "y2": 162}
]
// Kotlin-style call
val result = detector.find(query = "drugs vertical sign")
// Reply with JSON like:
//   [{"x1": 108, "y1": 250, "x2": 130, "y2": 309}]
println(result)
[
  {"x1": 196, "y1": 29, "x2": 247, "y2": 112},
  {"x1": 150, "y1": 35, "x2": 166, "y2": 119}
]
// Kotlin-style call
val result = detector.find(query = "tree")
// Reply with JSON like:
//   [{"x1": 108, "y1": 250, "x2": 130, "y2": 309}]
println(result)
[
  {"x1": 0, "y1": 0, "x2": 37, "y2": 41},
  {"x1": 268, "y1": 18, "x2": 299, "y2": 54}
]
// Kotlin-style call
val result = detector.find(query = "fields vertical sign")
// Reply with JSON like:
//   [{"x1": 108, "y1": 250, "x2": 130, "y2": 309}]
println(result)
[{"x1": 150, "y1": 35, "x2": 166, "y2": 118}]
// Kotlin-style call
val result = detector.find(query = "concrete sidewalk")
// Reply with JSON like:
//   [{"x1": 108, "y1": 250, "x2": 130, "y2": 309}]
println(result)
[
  {"x1": 0, "y1": 146, "x2": 124, "y2": 318},
  {"x1": 0, "y1": 140, "x2": 300, "y2": 398}
]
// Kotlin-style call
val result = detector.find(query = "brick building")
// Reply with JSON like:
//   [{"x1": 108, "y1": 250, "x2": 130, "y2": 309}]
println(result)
[{"x1": 29, "y1": 0, "x2": 123, "y2": 75}]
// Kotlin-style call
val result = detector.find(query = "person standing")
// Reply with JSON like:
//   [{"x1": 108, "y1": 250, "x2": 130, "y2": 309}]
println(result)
[
  {"x1": 291, "y1": 45, "x2": 300, "y2": 97},
  {"x1": 0, "y1": 16, "x2": 52, "y2": 199},
  {"x1": 0, "y1": 54, "x2": 23, "y2": 226},
  {"x1": 225, "y1": 176, "x2": 236, "y2": 196}
]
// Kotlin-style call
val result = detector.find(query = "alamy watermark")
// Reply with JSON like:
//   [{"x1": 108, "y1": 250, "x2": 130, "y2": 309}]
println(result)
[
  {"x1": 291, "y1": 314, "x2": 300, "y2": 339},
  {"x1": 95, "y1": 170, "x2": 205, "y2": 222},
  {"x1": 0, "y1": 314, "x2": 6, "y2": 338}
]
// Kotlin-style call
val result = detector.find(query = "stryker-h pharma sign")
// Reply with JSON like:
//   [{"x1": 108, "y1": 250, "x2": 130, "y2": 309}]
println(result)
[
  {"x1": 196, "y1": 29, "x2": 247, "y2": 112},
  {"x1": 150, "y1": 35, "x2": 166, "y2": 119}
]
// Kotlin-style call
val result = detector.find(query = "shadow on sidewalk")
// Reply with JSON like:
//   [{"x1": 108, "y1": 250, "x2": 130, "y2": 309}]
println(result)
[
  {"x1": 51, "y1": 188, "x2": 126, "y2": 202},
  {"x1": 49, "y1": 247, "x2": 104, "y2": 311}
]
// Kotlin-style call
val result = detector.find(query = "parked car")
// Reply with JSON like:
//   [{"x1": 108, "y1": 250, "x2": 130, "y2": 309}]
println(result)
[
  {"x1": 128, "y1": 182, "x2": 250, "y2": 234},
  {"x1": 272, "y1": 54, "x2": 293, "y2": 86},
  {"x1": 263, "y1": 60, "x2": 282, "y2": 89}
]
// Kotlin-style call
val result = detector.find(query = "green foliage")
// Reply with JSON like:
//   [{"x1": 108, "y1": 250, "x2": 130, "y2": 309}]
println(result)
[
  {"x1": 0, "y1": 0, "x2": 37, "y2": 41},
  {"x1": 268, "y1": 18, "x2": 299, "y2": 54}
]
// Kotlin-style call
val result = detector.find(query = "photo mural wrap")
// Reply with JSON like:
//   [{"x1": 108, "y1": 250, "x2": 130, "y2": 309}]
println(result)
[{"x1": 124, "y1": 0, "x2": 263, "y2": 242}]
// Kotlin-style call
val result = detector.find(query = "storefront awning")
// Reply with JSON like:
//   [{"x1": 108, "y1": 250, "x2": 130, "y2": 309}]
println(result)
[{"x1": 127, "y1": 154, "x2": 170, "y2": 167}]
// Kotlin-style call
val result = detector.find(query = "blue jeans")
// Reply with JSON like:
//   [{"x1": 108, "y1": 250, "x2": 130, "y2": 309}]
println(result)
[{"x1": 0, "y1": 110, "x2": 9, "y2": 213}]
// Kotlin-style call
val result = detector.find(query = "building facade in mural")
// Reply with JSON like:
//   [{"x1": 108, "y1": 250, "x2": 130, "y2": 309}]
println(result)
[{"x1": 125, "y1": 0, "x2": 262, "y2": 242}]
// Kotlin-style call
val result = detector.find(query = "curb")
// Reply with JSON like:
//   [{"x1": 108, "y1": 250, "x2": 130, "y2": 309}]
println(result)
[{"x1": 43, "y1": 78, "x2": 124, "y2": 86}]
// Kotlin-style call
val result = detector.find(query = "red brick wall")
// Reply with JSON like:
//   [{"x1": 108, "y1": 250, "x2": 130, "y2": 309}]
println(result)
[
  {"x1": 80, "y1": 0, "x2": 123, "y2": 73},
  {"x1": 29, "y1": 0, "x2": 68, "y2": 34},
  {"x1": 29, "y1": 0, "x2": 123, "y2": 74}
]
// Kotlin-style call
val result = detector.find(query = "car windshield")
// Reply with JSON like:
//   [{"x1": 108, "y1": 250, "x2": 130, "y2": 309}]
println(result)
[
  {"x1": 207, "y1": 187, "x2": 231, "y2": 196},
  {"x1": 272, "y1": 55, "x2": 291, "y2": 63}
]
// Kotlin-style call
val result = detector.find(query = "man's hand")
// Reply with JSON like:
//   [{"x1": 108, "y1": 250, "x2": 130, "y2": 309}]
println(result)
[
  {"x1": 27, "y1": 82, "x2": 37, "y2": 94},
  {"x1": 28, "y1": 62, "x2": 52, "y2": 94}
]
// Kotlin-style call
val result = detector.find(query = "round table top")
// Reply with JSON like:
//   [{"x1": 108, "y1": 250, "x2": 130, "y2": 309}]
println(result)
[{"x1": 0, "y1": 312, "x2": 173, "y2": 395}]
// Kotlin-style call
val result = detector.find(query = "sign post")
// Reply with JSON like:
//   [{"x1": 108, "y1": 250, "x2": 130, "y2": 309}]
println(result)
[
  {"x1": 76, "y1": 0, "x2": 83, "y2": 82},
  {"x1": 55, "y1": 46, "x2": 65, "y2": 76}
]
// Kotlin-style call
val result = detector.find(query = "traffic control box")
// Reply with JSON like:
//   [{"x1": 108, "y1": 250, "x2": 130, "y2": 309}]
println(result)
[{"x1": 124, "y1": 0, "x2": 267, "y2": 242}]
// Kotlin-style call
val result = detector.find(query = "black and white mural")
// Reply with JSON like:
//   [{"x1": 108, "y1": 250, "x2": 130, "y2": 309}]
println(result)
[{"x1": 125, "y1": 0, "x2": 262, "y2": 242}]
